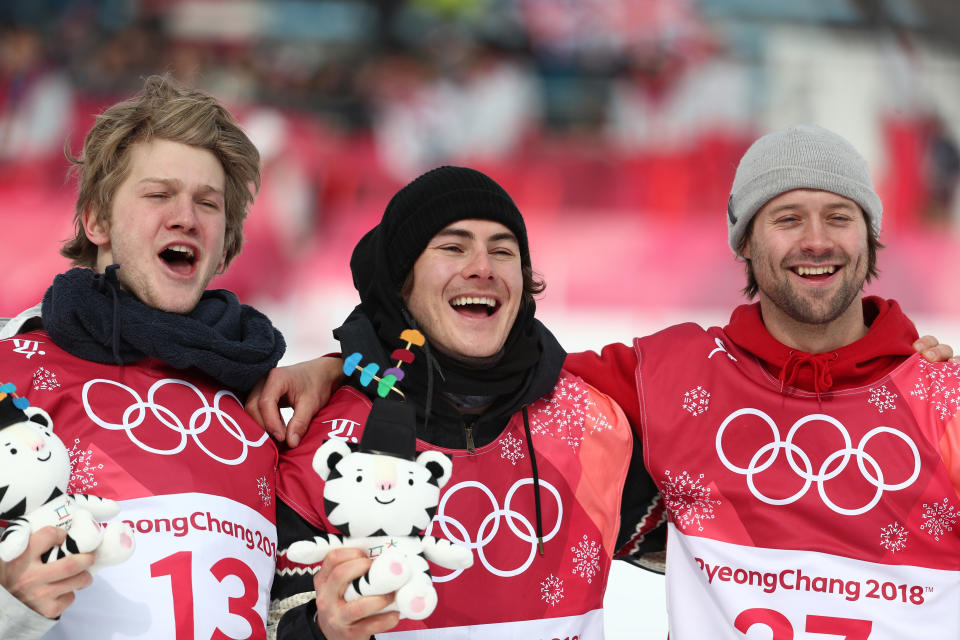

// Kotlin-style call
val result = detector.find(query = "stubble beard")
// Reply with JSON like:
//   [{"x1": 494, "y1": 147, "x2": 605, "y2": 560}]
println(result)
[{"x1": 757, "y1": 254, "x2": 866, "y2": 326}]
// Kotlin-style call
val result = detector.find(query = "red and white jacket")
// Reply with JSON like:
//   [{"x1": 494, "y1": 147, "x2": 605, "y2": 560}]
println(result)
[
  {"x1": 0, "y1": 326, "x2": 278, "y2": 640},
  {"x1": 275, "y1": 371, "x2": 632, "y2": 640},
  {"x1": 566, "y1": 299, "x2": 960, "y2": 640}
]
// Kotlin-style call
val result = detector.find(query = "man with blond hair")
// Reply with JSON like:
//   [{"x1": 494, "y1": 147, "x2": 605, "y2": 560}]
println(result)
[{"x1": 0, "y1": 75, "x2": 285, "y2": 639}]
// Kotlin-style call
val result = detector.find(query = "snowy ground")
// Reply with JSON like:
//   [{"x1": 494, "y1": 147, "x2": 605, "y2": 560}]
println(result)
[{"x1": 605, "y1": 562, "x2": 668, "y2": 639}]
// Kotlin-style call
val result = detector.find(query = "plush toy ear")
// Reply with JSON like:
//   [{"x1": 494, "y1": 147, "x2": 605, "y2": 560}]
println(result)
[
  {"x1": 416, "y1": 450, "x2": 453, "y2": 488},
  {"x1": 23, "y1": 407, "x2": 51, "y2": 428},
  {"x1": 312, "y1": 439, "x2": 352, "y2": 481}
]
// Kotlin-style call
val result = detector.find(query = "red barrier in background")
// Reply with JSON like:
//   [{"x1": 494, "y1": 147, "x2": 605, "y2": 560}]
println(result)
[{"x1": 1, "y1": 103, "x2": 957, "y2": 318}]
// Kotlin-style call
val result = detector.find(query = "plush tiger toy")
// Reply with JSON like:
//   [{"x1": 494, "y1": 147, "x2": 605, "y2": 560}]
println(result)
[
  {"x1": 286, "y1": 399, "x2": 473, "y2": 620},
  {"x1": 0, "y1": 384, "x2": 134, "y2": 571}
]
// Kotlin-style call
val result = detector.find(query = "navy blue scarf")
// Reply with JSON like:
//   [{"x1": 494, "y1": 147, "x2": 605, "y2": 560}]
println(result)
[{"x1": 41, "y1": 267, "x2": 285, "y2": 395}]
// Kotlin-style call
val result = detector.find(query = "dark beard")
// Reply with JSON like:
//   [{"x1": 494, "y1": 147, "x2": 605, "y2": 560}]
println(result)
[{"x1": 763, "y1": 260, "x2": 865, "y2": 325}]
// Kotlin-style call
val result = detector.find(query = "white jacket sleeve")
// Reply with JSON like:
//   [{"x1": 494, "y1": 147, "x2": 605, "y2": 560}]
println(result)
[
  {"x1": 0, "y1": 303, "x2": 57, "y2": 638},
  {"x1": 0, "y1": 303, "x2": 43, "y2": 339},
  {"x1": 0, "y1": 583, "x2": 57, "y2": 639}
]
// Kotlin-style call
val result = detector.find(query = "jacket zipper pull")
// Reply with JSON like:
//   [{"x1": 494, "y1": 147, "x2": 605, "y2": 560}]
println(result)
[{"x1": 464, "y1": 422, "x2": 476, "y2": 454}]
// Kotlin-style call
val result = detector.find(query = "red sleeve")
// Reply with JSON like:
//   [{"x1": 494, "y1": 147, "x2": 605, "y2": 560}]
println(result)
[
  {"x1": 276, "y1": 387, "x2": 371, "y2": 529},
  {"x1": 564, "y1": 342, "x2": 642, "y2": 432}
]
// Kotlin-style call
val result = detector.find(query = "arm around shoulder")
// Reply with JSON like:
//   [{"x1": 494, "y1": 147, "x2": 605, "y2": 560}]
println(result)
[
  {"x1": 565, "y1": 342, "x2": 643, "y2": 430},
  {"x1": 247, "y1": 356, "x2": 346, "y2": 447}
]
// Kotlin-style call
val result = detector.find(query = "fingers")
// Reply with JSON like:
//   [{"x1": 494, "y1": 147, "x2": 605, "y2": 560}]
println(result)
[
  {"x1": 915, "y1": 336, "x2": 956, "y2": 363},
  {"x1": 313, "y1": 548, "x2": 401, "y2": 639},
  {"x1": 26, "y1": 562, "x2": 94, "y2": 618},
  {"x1": 286, "y1": 393, "x2": 322, "y2": 448},
  {"x1": 27, "y1": 550, "x2": 94, "y2": 588},
  {"x1": 248, "y1": 357, "x2": 347, "y2": 447},
  {"x1": 245, "y1": 373, "x2": 288, "y2": 442},
  {"x1": 339, "y1": 603, "x2": 400, "y2": 638},
  {"x1": 244, "y1": 378, "x2": 266, "y2": 431},
  {"x1": 287, "y1": 357, "x2": 345, "y2": 448},
  {"x1": 28, "y1": 526, "x2": 69, "y2": 553},
  {"x1": 922, "y1": 344, "x2": 954, "y2": 363},
  {"x1": 315, "y1": 548, "x2": 369, "y2": 594},
  {"x1": 2, "y1": 539, "x2": 94, "y2": 619}
]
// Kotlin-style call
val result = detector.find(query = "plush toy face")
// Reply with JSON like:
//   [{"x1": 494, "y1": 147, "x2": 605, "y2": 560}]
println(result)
[
  {"x1": 313, "y1": 439, "x2": 453, "y2": 538},
  {"x1": 0, "y1": 407, "x2": 70, "y2": 520}
]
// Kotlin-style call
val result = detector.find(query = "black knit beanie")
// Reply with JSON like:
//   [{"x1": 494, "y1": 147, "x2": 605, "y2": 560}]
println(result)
[
  {"x1": 351, "y1": 165, "x2": 530, "y2": 294},
  {"x1": 338, "y1": 165, "x2": 562, "y2": 421}
]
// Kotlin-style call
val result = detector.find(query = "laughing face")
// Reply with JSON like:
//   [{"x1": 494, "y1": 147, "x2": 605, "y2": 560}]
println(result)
[
  {"x1": 404, "y1": 219, "x2": 523, "y2": 362},
  {"x1": 744, "y1": 188, "x2": 869, "y2": 336},
  {"x1": 83, "y1": 139, "x2": 227, "y2": 314}
]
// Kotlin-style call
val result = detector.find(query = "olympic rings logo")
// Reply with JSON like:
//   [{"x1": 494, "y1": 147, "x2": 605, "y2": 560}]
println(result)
[
  {"x1": 715, "y1": 408, "x2": 921, "y2": 516},
  {"x1": 424, "y1": 478, "x2": 563, "y2": 580},
  {"x1": 82, "y1": 378, "x2": 269, "y2": 465}
]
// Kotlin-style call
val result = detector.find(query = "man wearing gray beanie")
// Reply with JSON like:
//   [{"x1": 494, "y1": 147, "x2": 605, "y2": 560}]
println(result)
[
  {"x1": 252, "y1": 134, "x2": 958, "y2": 639},
  {"x1": 561, "y1": 124, "x2": 960, "y2": 637}
]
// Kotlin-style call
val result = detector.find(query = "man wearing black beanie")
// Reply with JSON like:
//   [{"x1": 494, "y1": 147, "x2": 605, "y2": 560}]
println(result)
[{"x1": 268, "y1": 166, "x2": 657, "y2": 639}]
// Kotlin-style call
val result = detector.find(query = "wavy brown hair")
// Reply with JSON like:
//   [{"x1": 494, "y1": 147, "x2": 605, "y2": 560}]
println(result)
[{"x1": 62, "y1": 74, "x2": 260, "y2": 268}]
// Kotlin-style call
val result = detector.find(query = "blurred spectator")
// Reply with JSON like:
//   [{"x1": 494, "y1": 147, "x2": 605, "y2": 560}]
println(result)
[
  {"x1": 371, "y1": 42, "x2": 540, "y2": 178},
  {"x1": 1, "y1": 0, "x2": 960, "y2": 314},
  {"x1": 0, "y1": 25, "x2": 74, "y2": 167}
]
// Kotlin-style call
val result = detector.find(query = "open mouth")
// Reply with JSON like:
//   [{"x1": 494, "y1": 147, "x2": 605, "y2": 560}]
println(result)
[
  {"x1": 790, "y1": 265, "x2": 837, "y2": 281},
  {"x1": 450, "y1": 295, "x2": 499, "y2": 318},
  {"x1": 159, "y1": 244, "x2": 197, "y2": 275}
]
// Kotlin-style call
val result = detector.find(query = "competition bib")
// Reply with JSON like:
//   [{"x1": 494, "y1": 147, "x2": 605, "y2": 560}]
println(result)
[
  {"x1": 666, "y1": 525, "x2": 959, "y2": 640},
  {"x1": 45, "y1": 493, "x2": 277, "y2": 640}
]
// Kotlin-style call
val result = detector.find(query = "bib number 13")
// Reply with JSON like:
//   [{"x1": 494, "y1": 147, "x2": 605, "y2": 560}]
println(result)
[
  {"x1": 151, "y1": 551, "x2": 266, "y2": 640},
  {"x1": 735, "y1": 608, "x2": 873, "y2": 640}
]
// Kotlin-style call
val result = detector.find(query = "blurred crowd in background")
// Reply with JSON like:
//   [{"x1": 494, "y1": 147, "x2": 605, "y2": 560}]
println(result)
[{"x1": 1, "y1": 0, "x2": 959, "y2": 319}]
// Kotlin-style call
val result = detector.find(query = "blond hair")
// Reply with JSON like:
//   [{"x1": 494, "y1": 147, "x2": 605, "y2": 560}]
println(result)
[{"x1": 62, "y1": 74, "x2": 260, "y2": 268}]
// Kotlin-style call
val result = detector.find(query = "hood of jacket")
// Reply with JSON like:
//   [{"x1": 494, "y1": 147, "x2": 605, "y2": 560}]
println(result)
[{"x1": 723, "y1": 296, "x2": 919, "y2": 394}]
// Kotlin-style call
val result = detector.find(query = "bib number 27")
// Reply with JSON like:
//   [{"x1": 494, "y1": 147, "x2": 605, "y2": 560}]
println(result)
[
  {"x1": 735, "y1": 608, "x2": 872, "y2": 640},
  {"x1": 151, "y1": 551, "x2": 266, "y2": 640}
]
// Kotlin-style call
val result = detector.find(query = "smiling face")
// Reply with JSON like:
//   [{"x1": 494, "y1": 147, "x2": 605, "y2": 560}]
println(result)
[
  {"x1": 743, "y1": 188, "x2": 870, "y2": 345},
  {"x1": 403, "y1": 219, "x2": 523, "y2": 362},
  {"x1": 0, "y1": 409, "x2": 71, "y2": 519},
  {"x1": 83, "y1": 139, "x2": 227, "y2": 314}
]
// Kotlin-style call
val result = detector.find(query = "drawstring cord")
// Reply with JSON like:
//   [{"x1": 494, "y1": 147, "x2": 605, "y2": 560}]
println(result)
[
  {"x1": 779, "y1": 350, "x2": 838, "y2": 402},
  {"x1": 394, "y1": 308, "x2": 542, "y2": 550},
  {"x1": 401, "y1": 306, "x2": 443, "y2": 432},
  {"x1": 92, "y1": 264, "x2": 123, "y2": 366},
  {"x1": 522, "y1": 406, "x2": 544, "y2": 555}
]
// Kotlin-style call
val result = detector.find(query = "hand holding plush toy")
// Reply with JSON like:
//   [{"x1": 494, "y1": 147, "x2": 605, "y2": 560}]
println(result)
[
  {"x1": 0, "y1": 384, "x2": 134, "y2": 572},
  {"x1": 287, "y1": 399, "x2": 473, "y2": 620}
]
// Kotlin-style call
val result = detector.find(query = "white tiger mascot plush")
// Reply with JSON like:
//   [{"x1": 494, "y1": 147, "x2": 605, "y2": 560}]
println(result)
[
  {"x1": 287, "y1": 399, "x2": 472, "y2": 620},
  {"x1": 0, "y1": 385, "x2": 135, "y2": 571}
]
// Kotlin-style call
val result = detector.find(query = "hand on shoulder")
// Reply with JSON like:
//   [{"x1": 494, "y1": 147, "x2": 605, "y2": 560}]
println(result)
[{"x1": 246, "y1": 356, "x2": 346, "y2": 447}]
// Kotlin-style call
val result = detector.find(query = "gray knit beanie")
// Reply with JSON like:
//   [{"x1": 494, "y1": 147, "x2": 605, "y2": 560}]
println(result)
[{"x1": 727, "y1": 124, "x2": 882, "y2": 256}]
